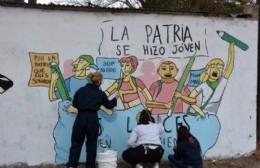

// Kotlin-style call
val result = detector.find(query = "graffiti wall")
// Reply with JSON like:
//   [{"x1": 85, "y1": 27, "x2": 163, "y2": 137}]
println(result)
[{"x1": 0, "y1": 6, "x2": 258, "y2": 165}]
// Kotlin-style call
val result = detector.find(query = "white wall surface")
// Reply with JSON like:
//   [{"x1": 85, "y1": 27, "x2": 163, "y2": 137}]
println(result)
[{"x1": 0, "y1": 6, "x2": 258, "y2": 165}]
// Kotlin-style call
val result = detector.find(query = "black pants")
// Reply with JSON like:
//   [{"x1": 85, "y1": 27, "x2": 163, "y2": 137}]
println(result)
[
  {"x1": 122, "y1": 145, "x2": 164, "y2": 167},
  {"x1": 67, "y1": 112, "x2": 99, "y2": 168}
]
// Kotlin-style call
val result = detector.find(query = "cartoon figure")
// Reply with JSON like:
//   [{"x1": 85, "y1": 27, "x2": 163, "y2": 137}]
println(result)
[
  {"x1": 0, "y1": 74, "x2": 13, "y2": 94},
  {"x1": 138, "y1": 60, "x2": 159, "y2": 89},
  {"x1": 187, "y1": 43, "x2": 235, "y2": 117},
  {"x1": 105, "y1": 55, "x2": 152, "y2": 109},
  {"x1": 179, "y1": 43, "x2": 236, "y2": 157},
  {"x1": 147, "y1": 61, "x2": 192, "y2": 115},
  {"x1": 49, "y1": 54, "x2": 99, "y2": 163}
]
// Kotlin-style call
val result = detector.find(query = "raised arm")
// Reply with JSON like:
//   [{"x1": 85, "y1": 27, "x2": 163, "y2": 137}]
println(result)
[
  {"x1": 49, "y1": 72, "x2": 58, "y2": 101},
  {"x1": 223, "y1": 43, "x2": 235, "y2": 79}
]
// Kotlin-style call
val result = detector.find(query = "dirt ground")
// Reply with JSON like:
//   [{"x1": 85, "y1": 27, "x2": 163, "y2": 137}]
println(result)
[{"x1": 1, "y1": 154, "x2": 260, "y2": 168}]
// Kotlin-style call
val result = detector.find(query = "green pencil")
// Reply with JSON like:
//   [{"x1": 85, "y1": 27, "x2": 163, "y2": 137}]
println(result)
[
  {"x1": 167, "y1": 52, "x2": 196, "y2": 116},
  {"x1": 50, "y1": 62, "x2": 70, "y2": 101},
  {"x1": 217, "y1": 31, "x2": 249, "y2": 51}
]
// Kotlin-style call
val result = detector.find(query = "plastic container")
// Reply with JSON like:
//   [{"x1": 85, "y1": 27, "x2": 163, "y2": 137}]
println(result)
[{"x1": 96, "y1": 150, "x2": 117, "y2": 168}]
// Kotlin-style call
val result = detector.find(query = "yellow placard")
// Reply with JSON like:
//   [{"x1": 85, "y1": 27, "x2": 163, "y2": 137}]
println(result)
[{"x1": 28, "y1": 52, "x2": 59, "y2": 87}]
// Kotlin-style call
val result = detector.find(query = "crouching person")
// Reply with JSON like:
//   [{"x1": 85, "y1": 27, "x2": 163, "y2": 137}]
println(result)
[
  {"x1": 122, "y1": 109, "x2": 164, "y2": 168},
  {"x1": 168, "y1": 125, "x2": 203, "y2": 168}
]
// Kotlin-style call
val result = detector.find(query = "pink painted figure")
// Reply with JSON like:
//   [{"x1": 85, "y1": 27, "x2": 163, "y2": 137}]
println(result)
[
  {"x1": 147, "y1": 61, "x2": 191, "y2": 115},
  {"x1": 138, "y1": 60, "x2": 159, "y2": 89},
  {"x1": 105, "y1": 55, "x2": 152, "y2": 109}
]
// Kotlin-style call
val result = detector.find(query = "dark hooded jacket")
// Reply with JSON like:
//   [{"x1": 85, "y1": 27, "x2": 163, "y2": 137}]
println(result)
[
  {"x1": 73, "y1": 83, "x2": 117, "y2": 112},
  {"x1": 174, "y1": 135, "x2": 203, "y2": 166}
]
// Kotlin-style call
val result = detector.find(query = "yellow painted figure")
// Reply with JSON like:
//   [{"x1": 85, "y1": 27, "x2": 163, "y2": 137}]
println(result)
[
  {"x1": 49, "y1": 55, "x2": 93, "y2": 112},
  {"x1": 48, "y1": 55, "x2": 112, "y2": 115},
  {"x1": 187, "y1": 43, "x2": 235, "y2": 117}
]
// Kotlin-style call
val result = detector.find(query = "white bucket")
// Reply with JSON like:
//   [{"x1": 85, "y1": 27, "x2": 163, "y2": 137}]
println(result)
[{"x1": 96, "y1": 150, "x2": 117, "y2": 168}]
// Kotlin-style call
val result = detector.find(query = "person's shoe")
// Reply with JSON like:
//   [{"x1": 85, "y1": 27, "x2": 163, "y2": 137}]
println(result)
[
  {"x1": 136, "y1": 163, "x2": 143, "y2": 168},
  {"x1": 153, "y1": 162, "x2": 159, "y2": 168}
]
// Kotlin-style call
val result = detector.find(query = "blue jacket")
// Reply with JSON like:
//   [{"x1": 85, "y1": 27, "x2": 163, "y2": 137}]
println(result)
[
  {"x1": 73, "y1": 83, "x2": 117, "y2": 112},
  {"x1": 174, "y1": 136, "x2": 203, "y2": 166}
]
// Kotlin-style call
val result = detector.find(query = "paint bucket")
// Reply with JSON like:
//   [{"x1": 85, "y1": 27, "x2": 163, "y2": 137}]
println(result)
[{"x1": 96, "y1": 150, "x2": 117, "y2": 168}]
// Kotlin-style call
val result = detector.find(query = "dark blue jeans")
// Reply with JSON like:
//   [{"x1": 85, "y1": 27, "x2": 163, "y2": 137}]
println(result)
[
  {"x1": 67, "y1": 112, "x2": 99, "y2": 168},
  {"x1": 168, "y1": 154, "x2": 203, "y2": 168}
]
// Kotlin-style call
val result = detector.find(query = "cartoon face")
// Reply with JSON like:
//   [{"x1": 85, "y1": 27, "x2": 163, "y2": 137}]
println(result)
[
  {"x1": 158, "y1": 62, "x2": 178, "y2": 79},
  {"x1": 72, "y1": 58, "x2": 90, "y2": 76},
  {"x1": 208, "y1": 64, "x2": 223, "y2": 81},
  {"x1": 121, "y1": 62, "x2": 133, "y2": 76}
]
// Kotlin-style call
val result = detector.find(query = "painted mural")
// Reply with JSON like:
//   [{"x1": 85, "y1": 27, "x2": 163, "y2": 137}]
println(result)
[{"x1": 28, "y1": 21, "x2": 249, "y2": 164}]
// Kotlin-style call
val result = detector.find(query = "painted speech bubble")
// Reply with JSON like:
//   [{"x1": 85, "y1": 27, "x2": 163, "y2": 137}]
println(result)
[{"x1": 96, "y1": 57, "x2": 121, "y2": 79}]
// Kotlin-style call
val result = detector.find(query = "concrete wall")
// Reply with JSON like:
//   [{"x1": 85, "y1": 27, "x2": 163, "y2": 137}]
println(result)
[{"x1": 0, "y1": 6, "x2": 258, "y2": 165}]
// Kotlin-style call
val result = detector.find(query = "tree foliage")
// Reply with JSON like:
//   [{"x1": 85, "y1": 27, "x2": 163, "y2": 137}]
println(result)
[{"x1": 51, "y1": 0, "x2": 256, "y2": 13}]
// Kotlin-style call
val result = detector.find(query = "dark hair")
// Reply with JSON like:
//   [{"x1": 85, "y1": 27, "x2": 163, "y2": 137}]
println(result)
[
  {"x1": 138, "y1": 109, "x2": 155, "y2": 125},
  {"x1": 177, "y1": 125, "x2": 191, "y2": 143}
]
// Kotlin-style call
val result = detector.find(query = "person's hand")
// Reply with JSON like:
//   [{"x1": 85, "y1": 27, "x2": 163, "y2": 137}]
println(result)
[
  {"x1": 174, "y1": 92, "x2": 182, "y2": 99},
  {"x1": 173, "y1": 139, "x2": 177, "y2": 152},
  {"x1": 157, "y1": 115, "x2": 161, "y2": 124},
  {"x1": 65, "y1": 105, "x2": 78, "y2": 113},
  {"x1": 173, "y1": 146, "x2": 177, "y2": 152},
  {"x1": 165, "y1": 101, "x2": 172, "y2": 109},
  {"x1": 51, "y1": 72, "x2": 59, "y2": 81},
  {"x1": 105, "y1": 109, "x2": 113, "y2": 116},
  {"x1": 127, "y1": 144, "x2": 132, "y2": 149},
  {"x1": 115, "y1": 92, "x2": 120, "y2": 99},
  {"x1": 199, "y1": 111, "x2": 206, "y2": 118},
  {"x1": 206, "y1": 66, "x2": 211, "y2": 76},
  {"x1": 100, "y1": 106, "x2": 113, "y2": 116}
]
